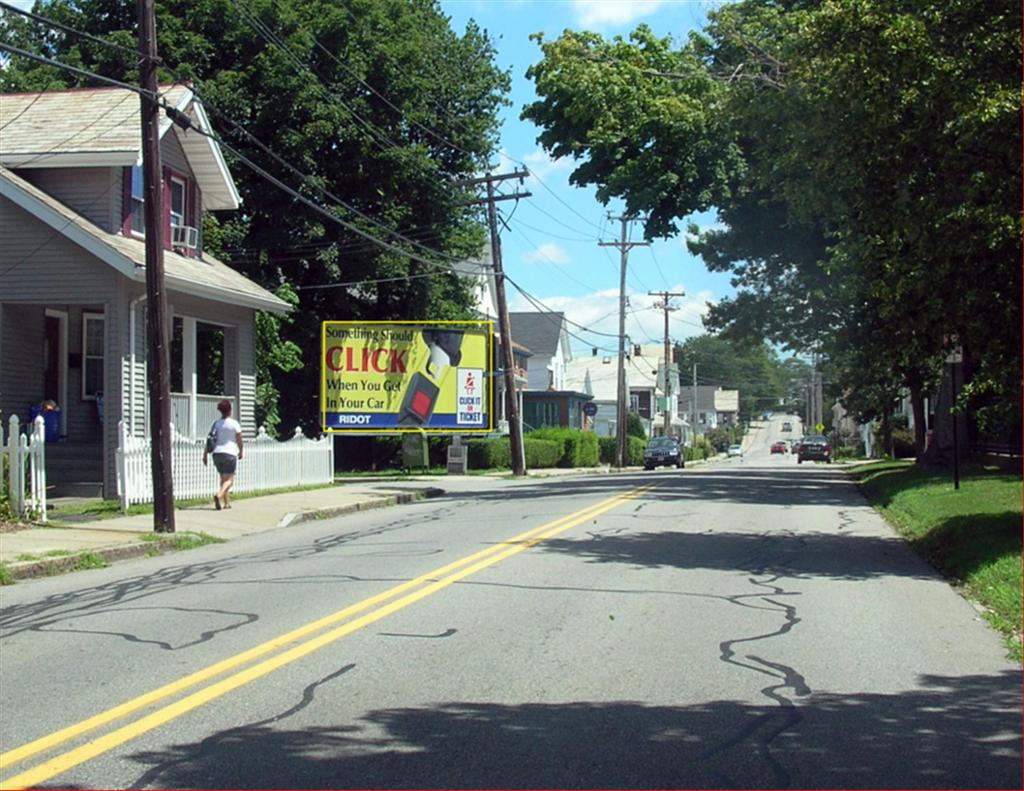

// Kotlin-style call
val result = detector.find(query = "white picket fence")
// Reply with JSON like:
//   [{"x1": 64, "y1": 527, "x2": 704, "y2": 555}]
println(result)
[
  {"x1": 116, "y1": 421, "x2": 334, "y2": 510},
  {"x1": 1, "y1": 415, "x2": 47, "y2": 522}
]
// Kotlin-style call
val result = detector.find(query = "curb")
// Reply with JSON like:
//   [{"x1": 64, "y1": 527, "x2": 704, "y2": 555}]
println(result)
[
  {"x1": 276, "y1": 486, "x2": 445, "y2": 527},
  {"x1": 3, "y1": 486, "x2": 446, "y2": 583},
  {"x1": 5, "y1": 533, "x2": 190, "y2": 581}
]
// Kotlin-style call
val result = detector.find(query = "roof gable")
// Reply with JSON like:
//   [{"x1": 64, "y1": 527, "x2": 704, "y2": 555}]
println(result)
[
  {"x1": 1, "y1": 166, "x2": 286, "y2": 313},
  {"x1": 0, "y1": 84, "x2": 239, "y2": 210},
  {"x1": 508, "y1": 311, "x2": 566, "y2": 357}
]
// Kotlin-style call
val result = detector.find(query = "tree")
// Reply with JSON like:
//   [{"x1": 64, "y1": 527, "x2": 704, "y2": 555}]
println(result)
[
  {"x1": 523, "y1": 0, "x2": 1021, "y2": 457},
  {"x1": 2, "y1": 0, "x2": 511, "y2": 432},
  {"x1": 673, "y1": 334, "x2": 787, "y2": 421}
]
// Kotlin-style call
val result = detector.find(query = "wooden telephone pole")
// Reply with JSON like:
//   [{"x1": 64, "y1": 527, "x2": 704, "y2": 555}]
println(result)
[
  {"x1": 139, "y1": 0, "x2": 175, "y2": 531},
  {"x1": 600, "y1": 216, "x2": 648, "y2": 466},
  {"x1": 649, "y1": 291, "x2": 684, "y2": 435},
  {"x1": 455, "y1": 170, "x2": 531, "y2": 476}
]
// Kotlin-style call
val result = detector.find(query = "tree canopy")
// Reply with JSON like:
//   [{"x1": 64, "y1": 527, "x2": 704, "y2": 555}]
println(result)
[
  {"x1": 523, "y1": 0, "x2": 1021, "y2": 451},
  {"x1": 1, "y1": 0, "x2": 510, "y2": 431}
]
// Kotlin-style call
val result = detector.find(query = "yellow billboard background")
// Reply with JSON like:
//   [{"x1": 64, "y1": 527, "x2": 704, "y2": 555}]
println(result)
[{"x1": 321, "y1": 320, "x2": 492, "y2": 433}]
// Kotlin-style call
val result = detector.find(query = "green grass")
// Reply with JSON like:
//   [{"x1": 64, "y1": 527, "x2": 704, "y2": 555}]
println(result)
[
  {"x1": 851, "y1": 460, "x2": 1022, "y2": 660},
  {"x1": 137, "y1": 530, "x2": 224, "y2": 550},
  {"x1": 0, "y1": 564, "x2": 13, "y2": 585},
  {"x1": 75, "y1": 551, "x2": 107, "y2": 570}
]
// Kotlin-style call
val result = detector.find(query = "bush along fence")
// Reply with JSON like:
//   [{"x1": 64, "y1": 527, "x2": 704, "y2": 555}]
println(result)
[
  {"x1": 1, "y1": 415, "x2": 47, "y2": 522},
  {"x1": 116, "y1": 421, "x2": 334, "y2": 510}
]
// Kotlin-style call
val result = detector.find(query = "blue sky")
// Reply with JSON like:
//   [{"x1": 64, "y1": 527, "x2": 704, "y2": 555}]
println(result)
[{"x1": 440, "y1": 0, "x2": 731, "y2": 356}]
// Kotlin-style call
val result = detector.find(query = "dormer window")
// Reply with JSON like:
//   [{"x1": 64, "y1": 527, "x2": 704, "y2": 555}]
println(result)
[{"x1": 130, "y1": 165, "x2": 145, "y2": 234}]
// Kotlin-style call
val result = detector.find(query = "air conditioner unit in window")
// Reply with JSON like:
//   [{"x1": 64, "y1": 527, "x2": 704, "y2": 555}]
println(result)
[{"x1": 170, "y1": 224, "x2": 199, "y2": 250}]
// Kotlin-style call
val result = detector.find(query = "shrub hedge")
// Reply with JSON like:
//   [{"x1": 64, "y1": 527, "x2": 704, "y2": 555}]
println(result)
[
  {"x1": 597, "y1": 435, "x2": 648, "y2": 465},
  {"x1": 528, "y1": 428, "x2": 600, "y2": 467},
  {"x1": 466, "y1": 437, "x2": 563, "y2": 470}
]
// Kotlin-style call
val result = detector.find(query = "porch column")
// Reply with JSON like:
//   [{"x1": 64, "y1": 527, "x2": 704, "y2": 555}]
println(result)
[{"x1": 183, "y1": 316, "x2": 197, "y2": 438}]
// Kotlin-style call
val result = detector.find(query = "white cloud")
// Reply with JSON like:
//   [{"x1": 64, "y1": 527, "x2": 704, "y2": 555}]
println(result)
[
  {"x1": 522, "y1": 146, "x2": 574, "y2": 181},
  {"x1": 572, "y1": 0, "x2": 666, "y2": 27},
  {"x1": 510, "y1": 285, "x2": 714, "y2": 356},
  {"x1": 524, "y1": 242, "x2": 570, "y2": 264}
]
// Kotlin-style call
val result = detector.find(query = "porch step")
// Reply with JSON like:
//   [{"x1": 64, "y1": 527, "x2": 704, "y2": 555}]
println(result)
[
  {"x1": 48, "y1": 481, "x2": 104, "y2": 499},
  {"x1": 45, "y1": 443, "x2": 104, "y2": 499}
]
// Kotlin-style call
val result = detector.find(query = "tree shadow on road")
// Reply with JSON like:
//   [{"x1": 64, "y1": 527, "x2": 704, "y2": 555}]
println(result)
[
  {"x1": 107, "y1": 670, "x2": 1021, "y2": 790},
  {"x1": 535, "y1": 526, "x2": 940, "y2": 582},
  {"x1": 434, "y1": 466, "x2": 868, "y2": 509}
]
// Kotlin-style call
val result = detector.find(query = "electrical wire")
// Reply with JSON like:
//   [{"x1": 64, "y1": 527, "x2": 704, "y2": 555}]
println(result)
[
  {"x1": 0, "y1": 43, "x2": 156, "y2": 97},
  {"x1": 0, "y1": 0, "x2": 148, "y2": 59},
  {"x1": 229, "y1": 0, "x2": 401, "y2": 156}
]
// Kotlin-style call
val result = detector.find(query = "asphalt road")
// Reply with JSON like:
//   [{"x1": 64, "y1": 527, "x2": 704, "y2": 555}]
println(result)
[{"x1": 1, "y1": 417, "x2": 1019, "y2": 789}]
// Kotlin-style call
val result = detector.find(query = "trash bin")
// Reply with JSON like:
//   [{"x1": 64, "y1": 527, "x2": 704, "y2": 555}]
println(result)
[{"x1": 29, "y1": 405, "x2": 61, "y2": 442}]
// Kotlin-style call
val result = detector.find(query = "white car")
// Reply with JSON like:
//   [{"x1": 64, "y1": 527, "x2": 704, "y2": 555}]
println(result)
[{"x1": 727, "y1": 444, "x2": 743, "y2": 457}]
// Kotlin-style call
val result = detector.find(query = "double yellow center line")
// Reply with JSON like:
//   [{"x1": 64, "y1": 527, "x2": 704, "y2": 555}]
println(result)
[{"x1": 0, "y1": 483, "x2": 655, "y2": 789}]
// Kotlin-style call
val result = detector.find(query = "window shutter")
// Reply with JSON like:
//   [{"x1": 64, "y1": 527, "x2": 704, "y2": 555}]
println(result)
[
  {"x1": 187, "y1": 179, "x2": 198, "y2": 258},
  {"x1": 162, "y1": 166, "x2": 172, "y2": 250},
  {"x1": 120, "y1": 167, "x2": 132, "y2": 235}
]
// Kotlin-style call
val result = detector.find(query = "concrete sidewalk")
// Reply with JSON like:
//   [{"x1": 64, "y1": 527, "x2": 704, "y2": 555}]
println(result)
[{"x1": 0, "y1": 482, "x2": 445, "y2": 580}]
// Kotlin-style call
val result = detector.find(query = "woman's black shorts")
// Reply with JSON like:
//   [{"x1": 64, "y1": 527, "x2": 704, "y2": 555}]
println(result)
[{"x1": 212, "y1": 453, "x2": 237, "y2": 475}]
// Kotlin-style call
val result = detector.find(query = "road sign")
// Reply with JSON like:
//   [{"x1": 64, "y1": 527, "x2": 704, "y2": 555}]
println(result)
[
  {"x1": 583, "y1": 402, "x2": 598, "y2": 417},
  {"x1": 815, "y1": 422, "x2": 825, "y2": 433}
]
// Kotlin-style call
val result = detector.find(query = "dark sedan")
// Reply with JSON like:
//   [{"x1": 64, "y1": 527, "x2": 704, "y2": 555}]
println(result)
[
  {"x1": 797, "y1": 435, "x2": 832, "y2": 463},
  {"x1": 643, "y1": 436, "x2": 684, "y2": 470}
]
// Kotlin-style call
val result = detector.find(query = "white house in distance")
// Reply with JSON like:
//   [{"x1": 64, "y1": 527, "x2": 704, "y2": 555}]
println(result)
[
  {"x1": 565, "y1": 353, "x2": 621, "y2": 437},
  {"x1": 0, "y1": 84, "x2": 290, "y2": 497},
  {"x1": 629, "y1": 344, "x2": 685, "y2": 438},
  {"x1": 508, "y1": 311, "x2": 572, "y2": 391}
]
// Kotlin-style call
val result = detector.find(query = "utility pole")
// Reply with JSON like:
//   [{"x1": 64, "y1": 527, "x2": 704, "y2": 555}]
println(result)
[
  {"x1": 600, "y1": 215, "x2": 648, "y2": 466},
  {"x1": 454, "y1": 169, "x2": 531, "y2": 476},
  {"x1": 139, "y1": 0, "x2": 174, "y2": 532},
  {"x1": 649, "y1": 291, "x2": 684, "y2": 436},
  {"x1": 692, "y1": 363, "x2": 698, "y2": 446}
]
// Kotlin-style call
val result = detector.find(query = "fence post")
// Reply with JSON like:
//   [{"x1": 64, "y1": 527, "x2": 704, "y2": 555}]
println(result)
[
  {"x1": 117, "y1": 420, "x2": 130, "y2": 511},
  {"x1": 30, "y1": 415, "x2": 46, "y2": 522},
  {"x1": 8, "y1": 415, "x2": 24, "y2": 516}
]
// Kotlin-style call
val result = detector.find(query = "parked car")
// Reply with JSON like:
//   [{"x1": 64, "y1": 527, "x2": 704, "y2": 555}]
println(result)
[
  {"x1": 727, "y1": 444, "x2": 743, "y2": 458},
  {"x1": 770, "y1": 441, "x2": 787, "y2": 454},
  {"x1": 797, "y1": 435, "x2": 831, "y2": 463},
  {"x1": 643, "y1": 436, "x2": 684, "y2": 470}
]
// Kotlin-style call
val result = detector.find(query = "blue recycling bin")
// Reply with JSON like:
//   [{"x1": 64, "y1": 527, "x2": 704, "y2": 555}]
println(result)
[{"x1": 29, "y1": 406, "x2": 61, "y2": 442}]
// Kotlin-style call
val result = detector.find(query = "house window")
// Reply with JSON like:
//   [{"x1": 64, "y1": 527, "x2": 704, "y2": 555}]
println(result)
[
  {"x1": 82, "y1": 312, "x2": 105, "y2": 399},
  {"x1": 629, "y1": 394, "x2": 640, "y2": 413},
  {"x1": 130, "y1": 166, "x2": 145, "y2": 234},
  {"x1": 170, "y1": 176, "x2": 187, "y2": 229}
]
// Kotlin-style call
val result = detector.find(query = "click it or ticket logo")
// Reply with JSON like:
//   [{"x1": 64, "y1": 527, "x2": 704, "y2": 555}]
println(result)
[{"x1": 457, "y1": 368, "x2": 483, "y2": 425}]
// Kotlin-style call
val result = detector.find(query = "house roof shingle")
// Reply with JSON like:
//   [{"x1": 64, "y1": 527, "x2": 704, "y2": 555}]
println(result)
[
  {"x1": 0, "y1": 84, "x2": 239, "y2": 210},
  {"x1": 508, "y1": 311, "x2": 565, "y2": 358}
]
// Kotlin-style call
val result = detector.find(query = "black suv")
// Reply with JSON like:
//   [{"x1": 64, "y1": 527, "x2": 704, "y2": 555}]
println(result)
[
  {"x1": 797, "y1": 435, "x2": 831, "y2": 464},
  {"x1": 643, "y1": 436, "x2": 684, "y2": 470}
]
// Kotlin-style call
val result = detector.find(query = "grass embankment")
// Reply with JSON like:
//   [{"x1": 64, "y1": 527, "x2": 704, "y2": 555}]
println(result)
[{"x1": 851, "y1": 460, "x2": 1022, "y2": 660}]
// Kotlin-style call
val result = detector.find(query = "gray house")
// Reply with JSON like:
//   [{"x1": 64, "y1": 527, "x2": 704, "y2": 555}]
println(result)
[
  {"x1": 0, "y1": 84, "x2": 290, "y2": 497},
  {"x1": 508, "y1": 311, "x2": 572, "y2": 391}
]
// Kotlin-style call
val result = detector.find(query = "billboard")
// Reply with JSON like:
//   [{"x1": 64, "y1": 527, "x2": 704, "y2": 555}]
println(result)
[{"x1": 321, "y1": 320, "x2": 493, "y2": 433}]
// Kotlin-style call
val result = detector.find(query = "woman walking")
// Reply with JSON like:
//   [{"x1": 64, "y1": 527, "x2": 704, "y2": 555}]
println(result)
[{"x1": 202, "y1": 399, "x2": 244, "y2": 510}]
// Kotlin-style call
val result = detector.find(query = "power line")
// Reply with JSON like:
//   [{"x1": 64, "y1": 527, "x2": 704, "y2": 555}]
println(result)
[
  {"x1": 0, "y1": 0, "x2": 150, "y2": 60},
  {"x1": 229, "y1": 0, "x2": 401, "y2": 156},
  {"x1": 0, "y1": 42, "x2": 156, "y2": 97}
]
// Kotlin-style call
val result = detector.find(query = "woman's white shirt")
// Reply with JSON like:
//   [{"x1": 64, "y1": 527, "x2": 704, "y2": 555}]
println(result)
[{"x1": 212, "y1": 418, "x2": 242, "y2": 456}]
